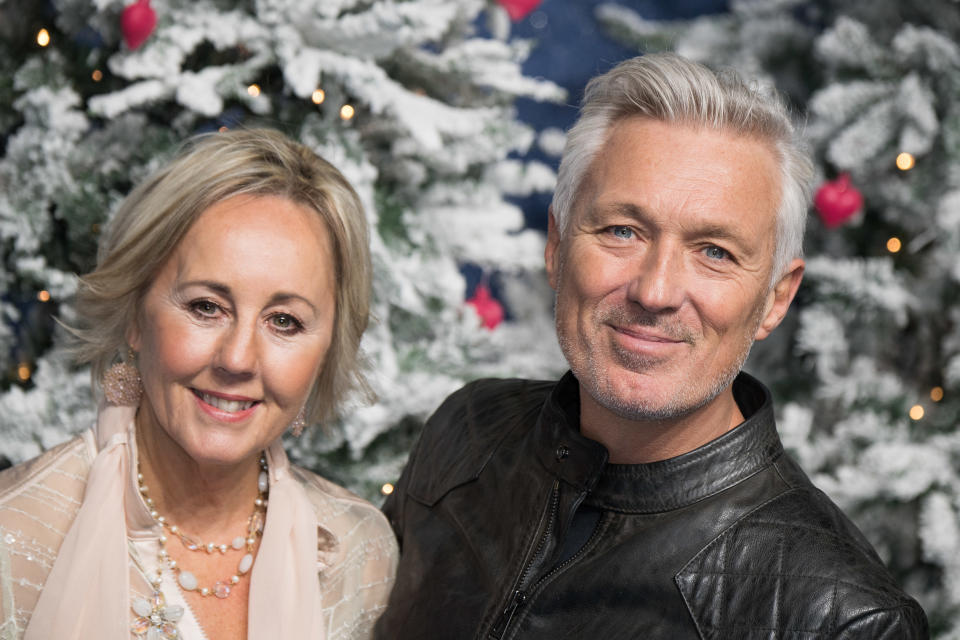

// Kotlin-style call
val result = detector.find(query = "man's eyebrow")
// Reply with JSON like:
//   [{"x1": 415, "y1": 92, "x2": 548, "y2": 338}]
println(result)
[
  {"x1": 585, "y1": 202, "x2": 651, "y2": 223},
  {"x1": 589, "y1": 202, "x2": 756, "y2": 251}
]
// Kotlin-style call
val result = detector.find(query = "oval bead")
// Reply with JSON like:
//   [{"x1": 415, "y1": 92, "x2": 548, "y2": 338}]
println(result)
[
  {"x1": 132, "y1": 597, "x2": 152, "y2": 618},
  {"x1": 258, "y1": 471, "x2": 268, "y2": 493},
  {"x1": 232, "y1": 536, "x2": 245, "y2": 550},
  {"x1": 238, "y1": 553, "x2": 254, "y2": 574},
  {"x1": 178, "y1": 571, "x2": 198, "y2": 591},
  {"x1": 163, "y1": 604, "x2": 184, "y2": 622}
]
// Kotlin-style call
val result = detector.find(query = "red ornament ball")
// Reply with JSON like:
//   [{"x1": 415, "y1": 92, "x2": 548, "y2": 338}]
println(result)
[
  {"x1": 467, "y1": 283, "x2": 504, "y2": 330},
  {"x1": 814, "y1": 173, "x2": 863, "y2": 228},
  {"x1": 122, "y1": 0, "x2": 157, "y2": 50},
  {"x1": 496, "y1": 0, "x2": 543, "y2": 21}
]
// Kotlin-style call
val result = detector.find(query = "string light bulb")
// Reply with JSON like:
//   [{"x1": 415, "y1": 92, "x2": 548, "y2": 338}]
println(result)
[
  {"x1": 909, "y1": 404, "x2": 924, "y2": 420},
  {"x1": 37, "y1": 29, "x2": 51, "y2": 47},
  {"x1": 339, "y1": 104, "x2": 355, "y2": 120},
  {"x1": 931, "y1": 387, "x2": 944, "y2": 402},
  {"x1": 896, "y1": 152, "x2": 915, "y2": 171},
  {"x1": 17, "y1": 363, "x2": 31, "y2": 382},
  {"x1": 247, "y1": 84, "x2": 261, "y2": 97},
  {"x1": 886, "y1": 237, "x2": 902, "y2": 253},
  {"x1": 37, "y1": 290, "x2": 51, "y2": 302},
  {"x1": 311, "y1": 89, "x2": 325, "y2": 105},
  {"x1": 92, "y1": 69, "x2": 103, "y2": 82},
  {"x1": 381, "y1": 483, "x2": 394, "y2": 496}
]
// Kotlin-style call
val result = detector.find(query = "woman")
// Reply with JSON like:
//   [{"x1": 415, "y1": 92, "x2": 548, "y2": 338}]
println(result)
[{"x1": 0, "y1": 129, "x2": 397, "y2": 639}]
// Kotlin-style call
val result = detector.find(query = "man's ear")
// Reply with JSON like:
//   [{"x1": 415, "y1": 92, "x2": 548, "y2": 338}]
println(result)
[
  {"x1": 755, "y1": 258, "x2": 804, "y2": 341},
  {"x1": 545, "y1": 207, "x2": 561, "y2": 290}
]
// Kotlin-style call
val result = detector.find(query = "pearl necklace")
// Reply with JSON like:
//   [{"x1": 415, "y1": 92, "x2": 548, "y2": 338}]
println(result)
[{"x1": 137, "y1": 454, "x2": 268, "y2": 600}]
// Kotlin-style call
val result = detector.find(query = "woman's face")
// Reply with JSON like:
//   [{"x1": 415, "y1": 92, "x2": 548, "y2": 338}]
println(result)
[{"x1": 128, "y1": 194, "x2": 336, "y2": 467}]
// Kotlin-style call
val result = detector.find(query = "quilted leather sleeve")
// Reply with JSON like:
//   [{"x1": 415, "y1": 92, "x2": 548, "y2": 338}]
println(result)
[
  {"x1": 676, "y1": 488, "x2": 929, "y2": 639},
  {"x1": 834, "y1": 605, "x2": 929, "y2": 639}
]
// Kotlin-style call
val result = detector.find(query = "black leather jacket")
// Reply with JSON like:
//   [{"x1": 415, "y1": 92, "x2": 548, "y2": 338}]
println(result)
[{"x1": 376, "y1": 372, "x2": 929, "y2": 639}]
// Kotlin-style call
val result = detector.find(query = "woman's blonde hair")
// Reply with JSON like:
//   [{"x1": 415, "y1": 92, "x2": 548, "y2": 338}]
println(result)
[{"x1": 73, "y1": 128, "x2": 372, "y2": 424}]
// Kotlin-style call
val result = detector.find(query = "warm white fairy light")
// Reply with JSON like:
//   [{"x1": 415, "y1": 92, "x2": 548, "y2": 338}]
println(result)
[
  {"x1": 340, "y1": 104, "x2": 355, "y2": 120},
  {"x1": 36, "y1": 29, "x2": 51, "y2": 47},
  {"x1": 896, "y1": 152, "x2": 915, "y2": 171},
  {"x1": 311, "y1": 89, "x2": 325, "y2": 105}
]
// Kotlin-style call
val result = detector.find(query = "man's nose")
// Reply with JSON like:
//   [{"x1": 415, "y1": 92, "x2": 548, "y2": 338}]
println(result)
[{"x1": 624, "y1": 243, "x2": 686, "y2": 312}]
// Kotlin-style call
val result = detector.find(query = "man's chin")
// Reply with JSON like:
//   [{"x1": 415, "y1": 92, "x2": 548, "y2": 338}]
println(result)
[{"x1": 581, "y1": 367, "x2": 719, "y2": 424}]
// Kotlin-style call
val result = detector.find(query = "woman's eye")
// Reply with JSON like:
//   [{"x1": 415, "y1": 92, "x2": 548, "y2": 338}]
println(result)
[
  {"x1": 704, "y1": 245, "x2": 730, "y2": 261},
  {"x1": 269, "y1": 313, "x2": 303, "y2": 333},
  {"x1": 610, "y1": 226, "x2": 633, "y2": 239},
  {"x1": 190, "y1": 300, "x2": 220, "y2": 316}
]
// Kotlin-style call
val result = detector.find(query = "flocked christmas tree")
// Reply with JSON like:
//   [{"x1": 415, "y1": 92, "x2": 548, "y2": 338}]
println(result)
[
  {"x1": 599, "y1": 0, "x2": 960, "y2": 634},
  {"x1": 0, "y1": 0, "x2": 568, "y2": 499}
]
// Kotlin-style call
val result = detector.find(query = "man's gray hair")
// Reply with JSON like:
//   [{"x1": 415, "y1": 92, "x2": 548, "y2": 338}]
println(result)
[{"x1": 551, "y1": 53, "x2": 813, "y2": 281}]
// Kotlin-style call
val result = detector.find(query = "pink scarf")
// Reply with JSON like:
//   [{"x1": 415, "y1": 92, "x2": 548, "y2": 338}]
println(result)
[{"x1": 24, "y1": 403, "x2": 324, "y2": 639}]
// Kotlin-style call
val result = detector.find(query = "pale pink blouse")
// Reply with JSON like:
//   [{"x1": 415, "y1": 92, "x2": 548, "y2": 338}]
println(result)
[{"x1": 0, "y1": 404, "x2": 398, "y2": 639}]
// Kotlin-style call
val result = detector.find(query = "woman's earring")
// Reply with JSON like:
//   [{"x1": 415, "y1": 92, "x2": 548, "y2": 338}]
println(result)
[
  {"x1": 291, "y1": 408, "x2": 307, "y2": 437},
  {"x1": 102, "y1": 348, "x2": 142, "y2": 406}
]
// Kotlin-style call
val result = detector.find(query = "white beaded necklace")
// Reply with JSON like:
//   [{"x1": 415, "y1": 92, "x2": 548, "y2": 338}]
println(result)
[{"x1": 131, "y1": 454, "x2": 269, "y2": 637}]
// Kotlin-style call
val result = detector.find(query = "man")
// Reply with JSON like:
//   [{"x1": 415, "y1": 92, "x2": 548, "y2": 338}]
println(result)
[{"x1": 375, "y1": 54, "x2": 928, "y2": 639}]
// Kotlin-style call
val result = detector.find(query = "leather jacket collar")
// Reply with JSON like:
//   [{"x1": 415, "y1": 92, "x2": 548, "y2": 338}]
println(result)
[{"x1": 534, "y1": 371, "x2": 784, "y2": 514}]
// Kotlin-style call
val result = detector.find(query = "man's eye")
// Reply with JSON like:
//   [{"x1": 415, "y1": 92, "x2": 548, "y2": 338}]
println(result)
[
  {"x1": 610, "y1": 226, "x2": 633, "y2": 239},
  {"x1": 704, "y1": 245, "x2": 730, "y2": 261}
]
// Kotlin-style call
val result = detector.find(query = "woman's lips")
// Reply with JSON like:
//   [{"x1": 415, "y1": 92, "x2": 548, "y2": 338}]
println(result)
[{"x1": 192, "y1": 389, "x2": 260, "y2": 421}]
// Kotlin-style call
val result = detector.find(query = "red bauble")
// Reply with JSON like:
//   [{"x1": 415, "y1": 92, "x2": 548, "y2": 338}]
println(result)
[
  {"x1": 814, "y1": 173, "x2": 863, "y2": 228},
  {"x1": 496, "y1": 0, "x2": 543, "y2": 21},
  {"x1": 121, "y1": 0, "x2": 157, "y2": 50},
  {"x1": 467, "y1": 283, "x2": 504, "y2": 330}
]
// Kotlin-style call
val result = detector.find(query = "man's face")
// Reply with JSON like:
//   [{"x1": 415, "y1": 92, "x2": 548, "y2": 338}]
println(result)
[{"x1": 546, "y1": 117, "x2": 803, "y2": 424}]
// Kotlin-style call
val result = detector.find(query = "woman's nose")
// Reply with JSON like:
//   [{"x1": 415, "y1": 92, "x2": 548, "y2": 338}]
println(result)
[{"x1": 214, "y1": 324, "x2": 258, "y2": 378}]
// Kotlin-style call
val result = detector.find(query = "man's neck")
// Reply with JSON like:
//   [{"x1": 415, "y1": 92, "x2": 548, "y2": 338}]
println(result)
[{"x1": 579, "y1": 387, "x2": 745, "y2": 464}]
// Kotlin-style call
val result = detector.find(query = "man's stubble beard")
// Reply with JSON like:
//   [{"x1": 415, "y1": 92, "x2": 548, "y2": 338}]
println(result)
[{"x1": 553, "y1": 258, "x2": 768, "y2": 424}]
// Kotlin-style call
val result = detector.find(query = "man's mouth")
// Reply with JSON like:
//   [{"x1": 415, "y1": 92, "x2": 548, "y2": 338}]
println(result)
[{"x1": 614, "y1": 326, "x2": 684, "y2": 343}]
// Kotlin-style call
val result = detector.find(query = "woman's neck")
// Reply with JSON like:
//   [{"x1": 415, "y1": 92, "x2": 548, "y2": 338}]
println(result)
[{"x1": 134, "y1": 411, "x2": 265, "y2": 540}]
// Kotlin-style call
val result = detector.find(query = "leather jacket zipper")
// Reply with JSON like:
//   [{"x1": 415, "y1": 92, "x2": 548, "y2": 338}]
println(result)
[
  {"x1": 488, "y1": 480, "x2": 560, "y2": 640},
  {"x1": 526, "y1": 508, "x2": 603, "y2": 594}
]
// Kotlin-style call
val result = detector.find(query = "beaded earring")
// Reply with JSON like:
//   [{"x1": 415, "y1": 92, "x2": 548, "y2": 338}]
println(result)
[
  {"x1": 102, "y1": 348, "x2": 143, "y2": 406},
  {"x1": 290, "y1": 408, "x2": 307, "y2": 437}
]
